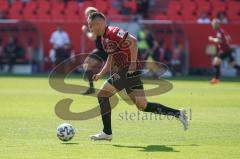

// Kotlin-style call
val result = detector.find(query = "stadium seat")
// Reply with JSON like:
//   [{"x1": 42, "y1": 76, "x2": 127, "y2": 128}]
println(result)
[
  {"x1": 7, "y1": 9, "x2": 24, "y2": 20},
  {"x1": 50, "y1": 2, "x2": 65, "y2": 21},
  {"x1": 66, "y1": 1, "x2": 79, "y2": 12},
  {"x1": 9, "y1": 1, "x2": 23, "y2": 13},
  {"x1": 167, "y1": 11, "x2": 183, "y2": 21},
  {"x1": 23, "y1": 11, "x2": 37, "y2": 21},
  {"x1": 37, "y1": 0, "x2": 51, "y2": 13},
  {"x1": 227, "y1": 1, "x2": 240, "y2": 10},
  {"x1": 82, "y1": 1, "x2": 94, "y2": 11},
  {"x1": 51, "y1": 11, "x2": 65, "y2": 21},
  {"x1": 227, "y1": 10, "x2": 240, "y2": 22},
  {"x1": 52, "y1": 2, "x2": 65, "y2": 12},
  {"x1": 107, "y1": 7, "x2": 120, "y2": 15},
  {"x1": 196, "y1": 1, "x2": 211, "y2": 13},
  {"x1": 211, "y1": 0, "x2": 226, "y2": 11},
  {"x1": 37, "y1": 10, "x2": 51, "y2": 21},
  {"x1": 65, "y1": 12, "x2": 81, "y2": 22},
  {"x1": 0, "y1": 1, "x2": 9, "y2": 12},
  {"x1": 168, "y1": 1, "x2": 182, "y2": 12},
  {"x1": 180, "y1": 0, "x2": 197, "y2": 11},
  {"x1": 182, "y1": 10, "x2": 197, "y2": 22},
  {"x1": 93, "y1": 0, "x2": 108, "y2": 14},
  {"x1": 24, "y1": 1, "x2": 37, "y2": 12},
  {"x1": 65, "y1": 1, "x2": 80, "y2": 21},
  {"x1": 122, "y1": 0, "x2": 137, "y2": 14}
]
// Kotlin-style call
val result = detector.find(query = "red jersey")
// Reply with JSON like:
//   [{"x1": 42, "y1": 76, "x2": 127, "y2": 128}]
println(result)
[
  {"x1": 215, "y1": 28, "x2": 231, "y2": 54},
  {"x1": 102, "y1": 26, "x2": 139, "y2": 71}
]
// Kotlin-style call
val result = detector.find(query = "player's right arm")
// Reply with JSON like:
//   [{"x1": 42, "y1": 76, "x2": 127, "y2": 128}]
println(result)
[
  {"x1": 92, "y1": 54, "x2": 112, "y2": 81},
  {"x1": 82, "y1": 25, "x2": 96, "y2": 41},
  {"x1": 208, "y1": 36, "x2": 221, "y2": 43}
]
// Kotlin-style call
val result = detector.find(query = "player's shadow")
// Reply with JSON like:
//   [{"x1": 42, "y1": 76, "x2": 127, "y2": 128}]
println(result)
[
  {"x1": 112, "y1": 144, "x2": 199, "y2": 152},
  {"x1": 112, "y1": 144, "x2": 178, "y2": 152},
  {"x1": 61, "y1": 142, "x2": 79, "y2": 145}
]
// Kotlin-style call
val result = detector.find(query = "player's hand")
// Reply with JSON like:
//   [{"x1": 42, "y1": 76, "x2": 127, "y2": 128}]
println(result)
[
  {"x1": 82, "y1": 25, "x2": 88, "y2": 33},
  {"x1": 128, "y1": 62, "x2": 137, "y2": 74},
  {"x1": 208, "y1": 36, "x2": 214, "y2": 42},
  {"x1": 92, "y1": 73, "x2": 102, "y2": 81}
]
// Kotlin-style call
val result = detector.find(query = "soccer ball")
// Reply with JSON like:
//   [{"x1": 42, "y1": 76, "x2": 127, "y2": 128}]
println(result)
[{"x1": 56, "y1": 123, "x2": 75, "y2": 142}]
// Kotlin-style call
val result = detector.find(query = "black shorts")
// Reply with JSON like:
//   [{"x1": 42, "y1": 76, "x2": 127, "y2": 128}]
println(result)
[
  {"x1": 218, "y1": 50, "x2": 234, "y2": 63},
  {"x1": 55, "y1": 48, "x2": 68, "y2": 64},
  {"x1": 107, "y1": 69, "x2": 144, "y2": 94},
  {"x1": 88, "y1": 49, "x2": 108, "y2": 62}
]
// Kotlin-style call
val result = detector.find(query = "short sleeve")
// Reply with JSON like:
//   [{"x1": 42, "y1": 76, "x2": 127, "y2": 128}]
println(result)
[{"x1": 110, "y1": 27, "x2": 128, "y2": 43}]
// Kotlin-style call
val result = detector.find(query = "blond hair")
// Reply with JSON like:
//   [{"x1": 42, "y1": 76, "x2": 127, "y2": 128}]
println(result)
[{"x1": 84, "y1": 7, "x2": 98, "y2": 17}]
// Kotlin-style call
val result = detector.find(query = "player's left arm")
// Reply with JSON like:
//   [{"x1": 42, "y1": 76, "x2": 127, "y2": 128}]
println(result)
[{"x1": 126, "y1": 34, "x2": 138, "y2": 73}]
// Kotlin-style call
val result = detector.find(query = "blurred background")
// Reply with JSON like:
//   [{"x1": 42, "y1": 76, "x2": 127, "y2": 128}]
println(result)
[{"x1": 0, "y1": 0, "x2": 240, "y2": 77}]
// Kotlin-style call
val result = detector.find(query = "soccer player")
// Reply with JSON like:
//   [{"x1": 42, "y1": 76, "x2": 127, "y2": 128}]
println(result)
[
  {"x1": 87, "y1": 12, "x2": 189, "y2": 141},
  {"x1": 81, "y1": 7, "x2": 108, "y2": 94},
  {"x1": 209, "y1": 18, "x2": 240, "y2": 84}
]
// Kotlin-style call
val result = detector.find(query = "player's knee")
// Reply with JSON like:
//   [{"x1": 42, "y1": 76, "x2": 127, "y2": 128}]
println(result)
[
  {"x1": 83, "y1": 63, "x2": 88, "y2": 71},
  {"x1": 135, "y1": 101, "x2": 147, "y2": 111},
  {"x1": 213, "y1": 57, "x2": 221, "y2": 66},
  {"x1": 97, "y1": 91, "x2": 105, "y2": 98},
  {"x1": 97, "y1": 90, "x2": 111, "y2": 98}
]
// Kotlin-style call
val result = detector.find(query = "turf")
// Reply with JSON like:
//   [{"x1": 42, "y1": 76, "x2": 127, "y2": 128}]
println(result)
[{"x1": 0, "y1": 76, "x2": 240, "y2": 159}]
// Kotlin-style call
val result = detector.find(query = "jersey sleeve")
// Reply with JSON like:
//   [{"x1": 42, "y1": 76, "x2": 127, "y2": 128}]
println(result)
[
  {"x1": 217, "y1": 29, "x2": 226, "y2": 43},
  {"x1": 109, "y1": 27, "x2": 128, "y2": 43}
]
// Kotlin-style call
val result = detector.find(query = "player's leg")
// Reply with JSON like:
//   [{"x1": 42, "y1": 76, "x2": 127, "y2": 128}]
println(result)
[
  {"x1": 210, "y1": 56, "x2": 222, "y2": 84},
  {"x1": 90, "y1": 81, "x2": 118, "y2": 140},
  {"x1": 82, "y1": 53, "x2": 102, "y2": 94},
  {"x1": 127, "y1": 89, "x2": 188, "y2": 130},
  {"x1": 228, "y1": 53, "x2": 240, "y2": 71}
]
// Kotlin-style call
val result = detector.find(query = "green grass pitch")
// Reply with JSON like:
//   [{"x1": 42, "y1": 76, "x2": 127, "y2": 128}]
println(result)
[{"x1": 0, "y1": 76, "x2": 240, "y2": 159}]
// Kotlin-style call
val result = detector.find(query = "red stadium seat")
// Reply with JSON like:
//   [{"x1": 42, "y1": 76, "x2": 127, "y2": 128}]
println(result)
[
  {"x1": 197, "y1": 1, "x2": 211, "y2": 13},
  {"x1": 52, "y1": 11, "x2": 65, "y2": 21},
  {"x1": 24, "y1": 1, "x2": 37, "y2": 12},
  {"x1": 227, "y1": 1, "x2": 240, "y2": 10},
  {"x1": 182, "y1": 10, "x2": 197, "y2": 22},
  {"x1": 167, "y1": 11, "x2": 183, "y2": 21},
  {"x1": 51, "y1": 1, "x2": 65, "y2": 21},
  {"x1": 82, "y1": 1, "x2": 93, "y2": 11},
  {"x1": 93, "y1": 0, "x2": 108, "y2": 14},
  {"x1": 122, "y1": 0, "x2": 137, "y2": 14},
  {"x1": 211, "y1": 0, "x2": 226, "y2": 11},
  {"x1": 23, "y1": 11, "x2": 37, "y2": 21},
  {"x1": 0, "y1": 1, "x2": 9, "y2": 12},
  {"x1": 107, "y1": 7, "x2": 120, "y2": 15},
  {"x1": 65, "y1": 1, "x2": 80, "y2": 21},
  {"x1": 65, "y1": 12, "x2": 81, "y2": 22},
  {"x1": 180, "y1": 0, "x2": 197, "y2": 11},
  {"x1": 9, "y1": 1, "x2": 23, "y2": 13},
  {"x1": 168, "y1": 1, "x2": 182, "y2": 12},
  {"x1": 37, "y1": 0, "x2": 51, "y2": 12},
  {"x1": 37, "y1": 10, "x2": 51, "y2": 21},
  {"x1": 227, "y1": 10, "x2": 240, "y2": 22},
  {"x1": 66, "y1": 1, "x2": 79, "y2": 12},
  {"x1": 8, "y1": 10, "x2": 23, "y2": 20},
  {"x1": 52, "y1": 2, "x2": 65, "y2": 12}
]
